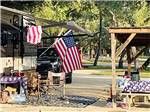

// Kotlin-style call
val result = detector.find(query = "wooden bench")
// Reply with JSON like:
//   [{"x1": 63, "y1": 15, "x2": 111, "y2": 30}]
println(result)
[{"x1": 120, "y1": 92, "x2": 150, "y2": 109}]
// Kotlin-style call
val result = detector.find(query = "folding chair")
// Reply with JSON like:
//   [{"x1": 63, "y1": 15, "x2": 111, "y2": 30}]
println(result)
[
  {"x1": 47, "y1": 71, "x2": 65, "y2": 97},
  {"x1": 37, "y1": 71, "x2": 65, "y2": 103}
]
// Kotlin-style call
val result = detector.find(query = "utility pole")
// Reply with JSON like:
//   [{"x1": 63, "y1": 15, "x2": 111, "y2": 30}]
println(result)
[{"x1": 93, "y1": 10, "x2": 102, "y2": 66}]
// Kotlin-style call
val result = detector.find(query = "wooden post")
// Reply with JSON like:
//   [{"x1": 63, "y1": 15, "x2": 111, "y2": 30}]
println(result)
[
  {"x1": 111, "y1": 33, "x2": 117, "y2": 108},
  {"x1": 127, "y1": 47, "x2": 132, "y2": 75}
]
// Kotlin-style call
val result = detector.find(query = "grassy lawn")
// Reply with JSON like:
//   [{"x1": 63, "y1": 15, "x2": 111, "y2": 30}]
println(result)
[
  {"x1": 82, "y1": 57, "x2": 150, "y2": 78},
  {"x1": 83, "y1": 56, "x2": 149, "y2": 64},
  {"x1": 81, "y1": 68, "x2": 150, "y2": 78},
  {"x1": 92, "y1": 70, "x2": 150, "y2": 78}
]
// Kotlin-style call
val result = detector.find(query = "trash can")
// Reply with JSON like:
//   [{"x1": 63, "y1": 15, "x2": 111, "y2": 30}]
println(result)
[{"x1": 131, "y1": 71, "x2": 140, "y2": 81}]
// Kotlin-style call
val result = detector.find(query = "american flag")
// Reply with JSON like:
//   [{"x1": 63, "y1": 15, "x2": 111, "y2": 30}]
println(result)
[
  {"x1": 26, "y1": 26, "x2": 42, "y2": 44},
  {"x1": 54, "y1": 30, "x2": 82, "y2": 73}
]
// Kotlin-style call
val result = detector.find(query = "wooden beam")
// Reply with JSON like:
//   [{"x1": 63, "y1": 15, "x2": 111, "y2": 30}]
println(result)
[
  {"x1": 116, "y1": 33, "x2": 136, "y2": 57},
  {"x1": 109, "y1": 28, "x2": 150, "y2": 33},
  {"x1": 111, "y1": 33, "x2": 117, "y2": 108},
  {"x1": 130, "y1": 47, "x2": 147, "y2": 63}
]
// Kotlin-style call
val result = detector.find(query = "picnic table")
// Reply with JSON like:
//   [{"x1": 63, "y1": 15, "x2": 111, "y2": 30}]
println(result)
[{"x1": 119, "y1": 80, "x2": 150, "y2": 108}]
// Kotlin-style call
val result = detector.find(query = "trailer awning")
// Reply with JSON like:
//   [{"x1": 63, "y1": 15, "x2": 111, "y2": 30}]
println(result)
[{"x1": 0, "y1": 6, "x2": 93, "y2": 36}]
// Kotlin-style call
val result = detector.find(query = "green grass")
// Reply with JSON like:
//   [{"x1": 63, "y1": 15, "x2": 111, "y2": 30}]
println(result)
[
  {"x1": 82, "y1": 57, "x2": 150, "y2": 78},
  {"x1": 83, "y1": 56, "x2": 149, "y2": 64},
  {"x1": 84, "y1": 65, "x2": 112, "y2": 69},
  {"x1": 90, "y1": 69, "x2": 150, "y2": 78},
  {"x1": 83, "y1": 65, "x2": 128, "y2": 69},
  {"x1": 83, "y1": 64, "x2": 149, "y2": 78}
]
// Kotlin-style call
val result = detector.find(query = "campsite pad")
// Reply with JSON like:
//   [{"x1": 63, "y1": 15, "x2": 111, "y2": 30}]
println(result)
[{"x1": 26, "y1": 95, "x2": 98, "y2": 108}]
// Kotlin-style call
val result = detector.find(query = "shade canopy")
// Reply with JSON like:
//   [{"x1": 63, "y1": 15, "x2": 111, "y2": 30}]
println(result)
[
  {"x1": 109, "y1": 27, "x2": 150, "y2": 108},
  {"x1": 109, "y1": 27, "x2": 150, "y2": 46}
]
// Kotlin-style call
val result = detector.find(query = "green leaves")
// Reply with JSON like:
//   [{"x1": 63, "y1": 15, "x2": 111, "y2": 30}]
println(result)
[{"x1": 133, "y1": 2, "x2": 150, "y2": 26}]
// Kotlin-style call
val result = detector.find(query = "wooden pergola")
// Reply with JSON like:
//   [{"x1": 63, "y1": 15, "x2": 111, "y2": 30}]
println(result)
[{"x1": 109, "y1": 27, "x2": 150, "y2": 108}]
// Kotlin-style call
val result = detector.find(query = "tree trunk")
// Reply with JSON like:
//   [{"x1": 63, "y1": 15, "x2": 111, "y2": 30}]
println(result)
[
  {"x1": 131, "y1": 47, "x2": 138, "y2": 70},
  {"x1": 109, "y1": 10, "x2": 118, "y2": 27},
  {"x1": 89, "y1": 43, "x2": 92, "y2": 60},
  {"x1": 93, "y1": 11, "x2": 102, "y2": 66},
  {"x1": 140, "y1": 57, "x2": 150, "y2": 71},
  {"x1": 118, "y1": 50, "x2": 126, "y2": 69}
]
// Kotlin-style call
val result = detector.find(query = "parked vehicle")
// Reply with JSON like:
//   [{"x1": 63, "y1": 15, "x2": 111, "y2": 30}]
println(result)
[{"x1": 36, "y1": 47, "x2": 72, "y2": 84}]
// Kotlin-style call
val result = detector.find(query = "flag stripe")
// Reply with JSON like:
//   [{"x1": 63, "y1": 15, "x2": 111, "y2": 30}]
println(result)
[
  {"x1": 29, "y1": 27, "x2": 33, "y2": 43},
  {"x1": 73, "y1": 47, "x2": 81, "y2": 69},
  {"x1": 62, "y1": 61, "x2": 68, "y2": 73},
  {"x1": 27, "y1": 28, "x2": 30, "y2": 42},
  {"x1": 72, "y1": 47, "x2": 80, "y2": 69},
  {"x1": 34, "y1": 26, "x2": 38, "y2": 44},
  {"x1": 35, "y1": 27, "x2": 39, "y2": 44},
  {"x1": 69, "y1": 48, "x2": 77, "y2": 70},
  {"x1": 66, "y1": 50, "x2": 74, "y2": 71},
  {"x1": 54, "y1": 39, "x2": 67, "y2": 61},
  {"x1": 75, "y1": 47, "x2": 81, "y2": 68},
  {"x1": 68, "y1": 49, "x2": 76, "y2": 70},
  {"x1": 63, "y1": 57, "x2": 70, "y2": 72},
  {"x1": 54, "y1": 44, "x2": 63, "y2": 61},
  {"x1": 37, "y1": 26, "x2": 42, "y2": 43},
  {"x1": 26, "y1": 26, "x2": 42, "y2": 44},
  {"x1": 59, "y1": 40, "x2": 67, "y2": 59},
  {"x1": 32, "y1": 27, "x2": 36, "y2": 44},
  {"x1": 65, "y1": 52, "x2": 72, "y2": 72}
]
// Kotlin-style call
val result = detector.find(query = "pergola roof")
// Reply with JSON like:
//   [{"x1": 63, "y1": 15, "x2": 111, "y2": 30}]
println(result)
[
  {"x1": 109, "y1": 27, "x2": 150, "y2": 46},
  {"x1": 109, "y1": 27, "x2": 150, "y2": 108}
]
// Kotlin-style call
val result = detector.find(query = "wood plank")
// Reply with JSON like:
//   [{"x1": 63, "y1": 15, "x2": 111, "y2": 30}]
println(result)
[
  {"x1": 116, "y1": 33, "x2": 136, "y2": 57},
  {"x1": 111, "y1": 33, "x2": 117, "y2": 108},
  {"x1": 120, "y1": 93, "x2": 150, "y2": 97},
  {"x1": 109, "y1": 28, "x2": 150, "y2": 33}
]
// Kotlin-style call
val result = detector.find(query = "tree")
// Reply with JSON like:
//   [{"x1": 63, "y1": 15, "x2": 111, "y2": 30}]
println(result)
[
  {"x1": 93, "y1": 11, "x2": 102, "y2": 66},
  {"x1": 1, "y1": 1, "x2": 44, "y2": 12}
]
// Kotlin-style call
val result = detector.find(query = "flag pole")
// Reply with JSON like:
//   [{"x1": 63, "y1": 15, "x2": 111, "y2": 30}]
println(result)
[
  {"x1": 39, "y1": 28, "x2": 71, "y2": 98},
  {"x1": 58, "y1": 28, "x2": 64, "y2": 36},
  {"x1": 59, "y1": 29, "x2": 72, "y2": 99},
  {"x1": 56, "y1": 28, "x2": 66, "y2": 98},
  {"x1": 39, "y1": 29, "x2": 71, "y2": 58}
]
